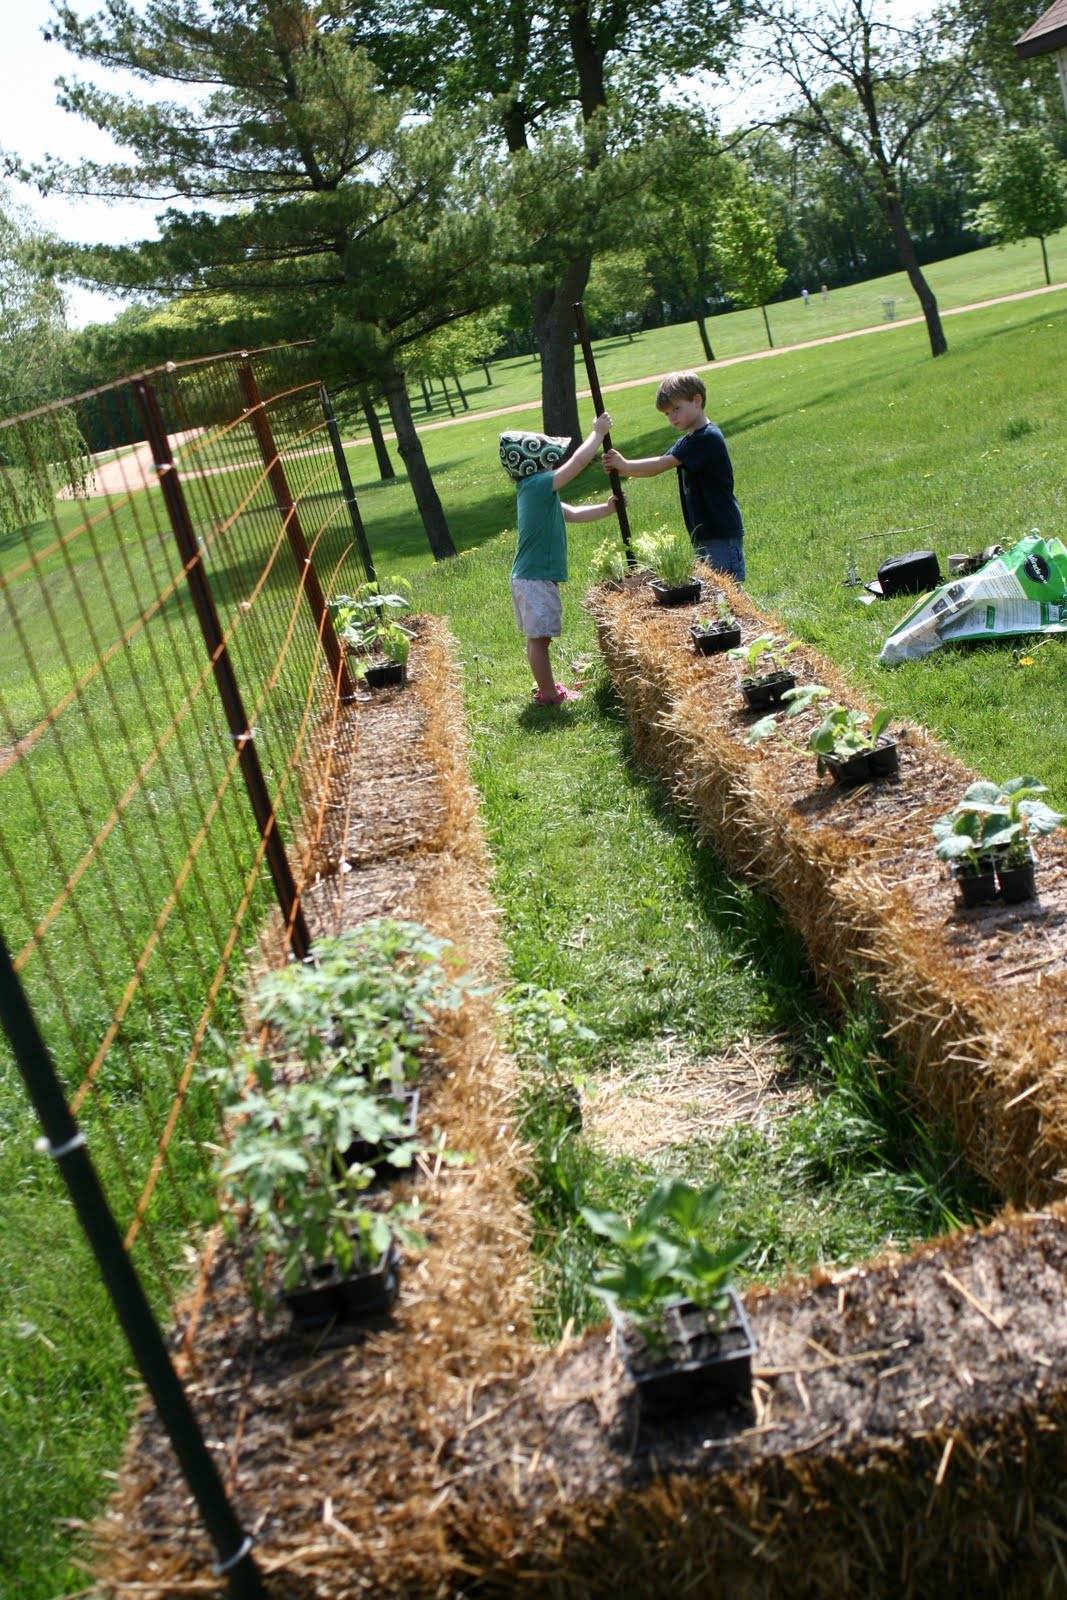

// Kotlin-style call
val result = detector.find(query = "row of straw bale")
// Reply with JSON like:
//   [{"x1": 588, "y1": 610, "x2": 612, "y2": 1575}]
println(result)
[{"x1": 587, "y1": 572, "x2": 1067, "y2": 1208}]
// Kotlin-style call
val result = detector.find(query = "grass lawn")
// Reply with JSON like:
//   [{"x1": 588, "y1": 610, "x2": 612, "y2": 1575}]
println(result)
[
  {"x1": 1, "y1": 275, "x2": 1065, "y2": 1594},
  {"x1": 336, "y1": 225, "x2": 1067, "y2": 435}
]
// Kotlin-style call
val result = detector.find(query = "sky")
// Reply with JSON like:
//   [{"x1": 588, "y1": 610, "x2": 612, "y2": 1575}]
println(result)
[{"x1": 3, "y1": 0, "x2": 943, "y2": 329}]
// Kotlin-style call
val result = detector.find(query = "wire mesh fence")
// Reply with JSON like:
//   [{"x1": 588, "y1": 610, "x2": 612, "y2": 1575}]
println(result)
[{"x1": 0, "y1": 344, "x2": 375, "y2": 1593}]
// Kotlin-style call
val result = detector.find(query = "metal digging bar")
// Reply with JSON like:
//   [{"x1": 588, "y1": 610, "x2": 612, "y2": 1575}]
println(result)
[
  {"x1": 0, "y1": 930, "x2": 265, "y2": 1598},
  {"x1": 573, "y1": 301, "x2": 636, "y2": 567}
]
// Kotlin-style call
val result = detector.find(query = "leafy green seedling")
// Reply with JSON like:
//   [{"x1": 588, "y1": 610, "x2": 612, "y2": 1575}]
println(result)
[
  {"x1": 728, "y1": 632, "x2": 801, "y2": 680},
  {"x1": 934, "y1": 775, "x2": 1064, "y2": 871}
]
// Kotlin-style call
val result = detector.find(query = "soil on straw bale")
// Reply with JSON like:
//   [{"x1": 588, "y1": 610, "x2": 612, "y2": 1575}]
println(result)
[
  {"x1": 587, "y1": 571, "x2": 1067, "y2": 1206},
  {"x1": 93, "y1": 613, "x2": 1067, "y2": 1600}
]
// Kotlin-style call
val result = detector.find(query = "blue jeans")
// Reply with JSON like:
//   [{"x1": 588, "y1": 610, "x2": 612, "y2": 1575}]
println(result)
[{"x1": 695, "y1": 538, "x2": 745, "y2": 582}]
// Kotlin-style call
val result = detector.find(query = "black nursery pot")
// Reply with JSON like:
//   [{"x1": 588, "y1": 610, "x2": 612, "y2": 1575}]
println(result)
[
  {"x1": 741, "y1": 671, "x2": 796, "y2": 711},
  {"x1": 818, "y1": 749, "x2": 872, "y2": 786},
  {"x1": 951, "y1": 855, "x2": 999, "y2": 908},
  {"x1": 996, "y1": 852, "x2": 1036, "y2": 904},
  {"x1": 651, "y1": 579, "x2": 702, "y2": 608},
  {"x1": 283, "y1": 1239, "x2": 400, "y2": 1331},
  {"x1": 363, "y1": 660, "x2": 407, "y2": 689},
  {"x1": 613, "y1": 1291, "x2": 756, "y2": 1417},
  {"x1": 691, "y1": 623, "x2": 742, "y2": 655},
  {"x1": 867, "y1": 736, "x2": 899, "y2": 778}
]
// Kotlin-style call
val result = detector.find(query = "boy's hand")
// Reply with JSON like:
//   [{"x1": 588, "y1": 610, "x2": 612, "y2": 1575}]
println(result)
[
  {"x1": 594, "y1": 411, "x2": 613, "y2": 439},
  {"x1": 602, "y1": 447, "x2": 626, "y2": 473}
]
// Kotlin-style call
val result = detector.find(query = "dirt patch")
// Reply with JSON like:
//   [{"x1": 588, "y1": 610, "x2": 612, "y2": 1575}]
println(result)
[{"x1": 585, "y1": 1034, "x2": 811, "y2": 1157}]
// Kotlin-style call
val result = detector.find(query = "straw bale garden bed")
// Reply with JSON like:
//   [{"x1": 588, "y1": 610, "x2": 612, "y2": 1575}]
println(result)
[{"x1": 96, "y1": 604, "x2": 1067, "y2": 1599}]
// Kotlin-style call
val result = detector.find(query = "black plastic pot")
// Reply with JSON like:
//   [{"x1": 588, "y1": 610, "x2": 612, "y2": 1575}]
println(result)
[
  {"x1": 996, "y1": 852, "x2": 1036, "y2": 904},
  {"x1": 363, "y1": 660, "x2": 406, "y2": 689},
  {"x1": 951, "y1": 856, "x2": 999, "y2": 908},
  {"x1": 818, "y1": 749, "x2": 872, "y2": 786},
  {"x1": 691, "y1": 623, "x2": 742, "y2": 655},
  {"x1": 283, "y1": 1239, "x2": 399, "y2": 1331},
  {"x1": 651, "y1": 579, "x2": 702, "y2": 607},
  {"x1": 741, "y1": 671, "x2": 796, "y2": 711},
  {"x1": 867, "y1": 737, "x2": 899, "y2": 778},
  {"x1": 612, "y1": 1290, "x2": 756, "y2": 1417},
  {"x1": 340, "y1": 1085, "x2": 421, "y2": 1182}
]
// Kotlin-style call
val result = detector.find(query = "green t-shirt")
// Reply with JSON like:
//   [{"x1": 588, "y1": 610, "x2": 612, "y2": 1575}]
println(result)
[{"x1": 511, "y1": 470, "x2": 567, "y2": 582}]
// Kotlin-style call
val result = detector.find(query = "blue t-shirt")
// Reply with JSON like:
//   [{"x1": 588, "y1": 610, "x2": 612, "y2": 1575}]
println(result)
[
  {"x1": 511, "y1": 471, "x2": 567, "y2": 582},
  {"x1": 668, "y1": 422, "x2": 744, "y2": 547}
]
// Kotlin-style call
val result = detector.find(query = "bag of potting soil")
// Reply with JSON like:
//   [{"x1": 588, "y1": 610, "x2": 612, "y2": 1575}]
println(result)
[{"x1": 879, "y1": 533, "x2": 1067, "y2": 665}]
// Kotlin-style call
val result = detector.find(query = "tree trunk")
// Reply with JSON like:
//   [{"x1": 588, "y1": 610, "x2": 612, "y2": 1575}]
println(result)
[
  {"x1": 696, "y1": 313, "x2": 715, "y2": 362},
  {"x1": 452, "y1": 370, "x2": 469, "y2": 410},
  {"x1": 381, "y1": 364, "x2": 457, "y2": 561},
  {"x1": 533, "y1": 254, "x2": 591, "y2": 446},
  {"x1": 420, "y1": 377, "x2": 432, "y2": 413},
  {"x1": 761, "y1": 304, "x2": 774, "y2": 349},
  {"x1": 482, "y1": 360, "x2": 493, "y2": 386},
  {"x1": 1039, "y1": 235, "x2": 1051, "y2": 286},
  {"x1": 359, "y1": 385, "x2": 395, "y2": 481},
  {"x1": 882, "y1": 192, "x2": 948, "y2": 357},
  {"x1": 439, "y1": 375, "x2": 456, "y2": 417}
]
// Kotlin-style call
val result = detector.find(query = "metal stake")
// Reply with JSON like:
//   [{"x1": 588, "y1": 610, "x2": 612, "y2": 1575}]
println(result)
[
  {"x1": 132, "y1": 376, "x2": 311, "y2": 962},
  {"x1": 0, "y1": 929, "x2": 265, "y2": 1599},
  {"x1": 237, "y1": 362, "x2": 357, "y2": 703},
  {"x1": 573, "y1": 302, "x2": 635, "y2": 566}
]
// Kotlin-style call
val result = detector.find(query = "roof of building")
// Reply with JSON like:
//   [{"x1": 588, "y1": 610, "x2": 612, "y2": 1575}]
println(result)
[{"x1": 1016, "y1": 0, "x2": 1067, "y2": 58}]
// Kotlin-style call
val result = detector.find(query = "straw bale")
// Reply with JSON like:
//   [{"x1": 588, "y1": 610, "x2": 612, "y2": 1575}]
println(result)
[
  {"x1": 95, "y1": 607, "x2": 1067, "y2": 1600},
  {"x1": 586, "y1": 572, "x2": 1067, "y2": 1205}
]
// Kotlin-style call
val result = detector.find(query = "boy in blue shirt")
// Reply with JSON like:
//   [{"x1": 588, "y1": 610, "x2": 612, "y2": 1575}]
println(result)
[
  {"x1": 500, "y1": 414, "x2": 618, "y2": 707},
  {"x1": 602, "y1": 371, "x2": 745, "y2": 580}
]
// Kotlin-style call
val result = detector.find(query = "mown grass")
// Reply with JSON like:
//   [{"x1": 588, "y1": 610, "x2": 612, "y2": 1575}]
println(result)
[
  {"x1": 1, "y1": 278, "x2": 1064, "y2": 1595},
  {"x1": 323, "y1": 224, "x2": 1067, "y2": 435}
]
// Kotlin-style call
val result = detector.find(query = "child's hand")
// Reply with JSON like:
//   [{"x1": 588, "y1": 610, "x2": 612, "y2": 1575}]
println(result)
[
  {"x1": 594, "y1": 411, "x2": 613, "y2": 439},
  {"x1": 602, "y1": 447, "x2": 625, "y2": 473}
]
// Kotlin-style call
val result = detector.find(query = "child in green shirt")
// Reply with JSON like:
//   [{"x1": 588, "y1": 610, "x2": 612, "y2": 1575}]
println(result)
[{"x1": 500, "y1": 414, "x2": 618, "y2": 706}]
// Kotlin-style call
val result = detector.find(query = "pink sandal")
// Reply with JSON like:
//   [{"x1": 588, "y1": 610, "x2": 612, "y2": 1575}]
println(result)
[{"x1": 533, "y1": 683, "x2": 581, "y2": 707}]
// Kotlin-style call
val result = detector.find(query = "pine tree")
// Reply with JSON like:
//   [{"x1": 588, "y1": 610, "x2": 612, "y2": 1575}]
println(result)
[{"x1": 32, "y1": 1, "x2": 507, "y2": 559}]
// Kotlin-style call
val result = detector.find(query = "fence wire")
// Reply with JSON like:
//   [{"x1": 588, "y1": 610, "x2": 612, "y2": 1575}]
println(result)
[{"x1": 0, "y1": 344, "x2": 373, "y2": 1588}]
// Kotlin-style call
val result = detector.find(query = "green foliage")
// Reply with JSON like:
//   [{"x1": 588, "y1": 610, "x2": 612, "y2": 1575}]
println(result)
[
  {"x1": 218, "y1": 1058, "x2": 416, "y2": 1299},
  {"x1": 633, "y1": 523, "x2": 696, "y2": 586},
  {"x1": 808, "y1": 704, "x2": 892, "y2": 759},
  {"x1": 581, "y1": 1178, "x2": 751, "y2": 1335},
  {"x1": 331, "y1": 579, "x2": 416, "y2": 665},
  {"x1": 714, "y1": 188, "x2": 788, "y2": 310},
  {"x1": 728, "y1": 631, "x2": 800, "y2": 680},
  {"x1": 933, "y1": 775, "x2": 1065, "y2": 871},
  {"x1": 253, "y1": 920, "x2": 468, "y2": 1088},
  {"x1": 589, "y1": 535, "x2": 629, "y2": 581},
  {"x1": 744, "y1": 681, "x2": 831, "y2": 746},
  {"x1": 971, "y1": 130, "x2": 1067, "y2": 252}
]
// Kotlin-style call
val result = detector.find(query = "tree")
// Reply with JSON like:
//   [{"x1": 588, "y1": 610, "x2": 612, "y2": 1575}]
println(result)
[
  {"x1": 748, "y1": 0, "x2": 974, "y2": 357},
  {"x1": 970, "y1": 128, "x2": 1067, "y2": 286},
  {"x1": 0, "y1": 192, "x2": 86, "y2": 528},
  {"x1": 26, "y1": 1, "x2": 508, "y2": 561},
  {"x1": 583, "y1": 249, "x2": 654, "y2": 340},
  {"x1": 644, "y1": 118, "x2": 741, "y2": 361},
  {"x1": 355, "y1": 0, "x2": 743, "y2": 442},
  {"x1": 714, "y1": 189, "x2": 787, "y2": 348}
]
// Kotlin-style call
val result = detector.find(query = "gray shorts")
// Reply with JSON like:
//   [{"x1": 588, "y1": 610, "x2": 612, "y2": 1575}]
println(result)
[{"x1": 511, "y1": 578, "x2": 562, "y2": 638}]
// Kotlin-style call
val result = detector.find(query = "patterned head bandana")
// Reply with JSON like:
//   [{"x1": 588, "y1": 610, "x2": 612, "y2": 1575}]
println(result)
[{"x1": 499, "y1": 430, "x2": 570, "y2": 481}]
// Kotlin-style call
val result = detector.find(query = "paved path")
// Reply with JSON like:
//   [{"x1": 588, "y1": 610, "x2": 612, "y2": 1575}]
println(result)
[{"x1": 70, "y1": 280, "x2": 1067, "y2": 498}]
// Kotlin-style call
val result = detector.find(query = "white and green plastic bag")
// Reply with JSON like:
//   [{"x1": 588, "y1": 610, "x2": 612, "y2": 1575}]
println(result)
[{"x1": 879, "y1": 533, "x2": 1067, "y2": 665}]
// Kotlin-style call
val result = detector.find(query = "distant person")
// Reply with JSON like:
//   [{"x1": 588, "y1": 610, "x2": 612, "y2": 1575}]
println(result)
[
  {"x1": 801, "y1": 287, "x2": 810, "y2": 307},
  {"x1": 500, "y1": 418, "x2": 619, "y2": 707},
  {"x1": 602, "y1": 372, "x2": 745, "y2": 582},
  {"x1": 820, "y1": 282, "x2": 829, "y2": 302}
]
